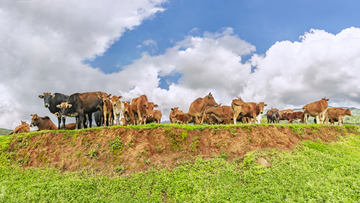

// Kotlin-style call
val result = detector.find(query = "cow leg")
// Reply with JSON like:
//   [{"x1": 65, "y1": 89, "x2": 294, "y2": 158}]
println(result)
[
  {"x1": 233, "y1": 110, "x2": 240, "y2": 125},
  {"x1": 57, "y1": 116, "x2": 61, "y2": 130},
  {"x1": 315, "y1": 115, "x2": 320, "y2": 124},
  {"x1": 88, "y1": 113, "x2": 92, "y2": 128},
  {"x1": 62, "y1": 117, "x2": 66, "y2": 130},
  {"x1": 78, "y1": 111, "x2": 85, "y2": 129}
]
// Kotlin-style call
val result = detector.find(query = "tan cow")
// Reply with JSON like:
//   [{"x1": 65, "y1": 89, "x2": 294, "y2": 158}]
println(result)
[
  {"x1": 205, "y1": 105, "x2": 233, "y2": 124},
  {"x1": 110, "y1": 95, "x2": 124, "y2": 126},
  {"x1": 283, "y1": 112, "x2": 304, "y2": 124},
  {"x1": 9, "y1": 120, "x2": 30, "y2": 135},
  {"x1": 232, "y1": 98, "x2": 267, "y2": 124},
  {"x1": 188, "y1": 92, "x2": 218, "y2": 124},
  {"x1": 278, "y1": 109, "x2": 294, "y2": 121},
  {"x1": 169, "y1": 107, "x2": 184, "y2": 123},
  {"x1": 303, "y1": 97, "x2": 329, "y2": 124},
  {"x1": 30, "y1": 114, "x2": 57, "y2": 131},
  {"x1": 325, "y1": 108, "x2": 351, "y2": 126},
  {"x1": 130, "y1": 95, "x2": 158, "y2": 125},
  {"x1": 100, "y1": 93, "x2": 113, "y2": 126},
  {"x1": 146, "y1": 110, "x2": 162, "y2": 124}
]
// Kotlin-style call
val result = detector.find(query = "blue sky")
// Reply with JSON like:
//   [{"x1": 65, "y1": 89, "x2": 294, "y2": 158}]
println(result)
[{"x1": 87, "y1": 0, "x2": 360, "y2": 89}]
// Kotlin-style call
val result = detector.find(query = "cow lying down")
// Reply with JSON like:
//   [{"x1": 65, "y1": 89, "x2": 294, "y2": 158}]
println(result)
[
  {"x1": 9, "y1": 120, "x2": 30, "y2": 135},
  {"x1": 30, "y1": 114, "x2": 57, "y2": 131}
]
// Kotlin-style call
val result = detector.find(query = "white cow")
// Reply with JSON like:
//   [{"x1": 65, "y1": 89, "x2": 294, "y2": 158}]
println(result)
[{"x1": 110, "y1": 95, "x2": 125, "y2": 125}]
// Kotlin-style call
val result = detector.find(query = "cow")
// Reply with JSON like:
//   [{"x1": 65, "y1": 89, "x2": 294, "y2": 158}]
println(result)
[
  {"x1": 123, "y1": 101, "x2": 132, "y2": 125},
  {"x1": 39, "y1": 93, "x2": 69, "y2": 129},
  {"x1": 111, "y1": 95, "x2": 124, "y2": 125},
  {"x1": 130, "y1": 95, "x2": 158, "y2": 125},
  {"x1": 188, "y1": 92, "x2": 218, "y2": 124},
  {"x1": 30, "y1": 114, "x2": 57, "y2": 131},
  {"x1": 278, "y1": 109, "x2": 294, "y2": 121},
  {"x1": 267, "y1": 108, "x2": 280, "y2": 123},
  {"x1": 232, "y1": 98, "x2": 267, "y2": 124},
  {"x1": 94, "y1": 110, "x2": 102, "y2": 127},
  {"x1": 205, "y1": 105, "x2": 233, "y2": 125},
  {"x1": 146, "y1": 110, "x2": 162, "y2": 124},
  {"x1": 283, "y1": 112, "x2": 304, "y2": 124},
  {"x1": 303, "y1": 97, "x2": 329, "y2": 124},
  {"x1": 60, "y1": 123, "x2": 76, "y2": 130},
  {"x1": 325, "y1": 108, "x2": 352, "y2": 126},
  {"x1": 57, "y1": 91, "x2": 105, "y2": 129},
  {"x1": 174, "y1": 113, "x2": 190, "y2": 124},
  {"x1": 101, "y1": 93, "x2": 113, "y2": 126},
  {"x1": 169, "y1": 107, "x2": 184, "y2": 124},
  {"x1": 9, "y1": 120, "x2": 30, "y2": 135}
]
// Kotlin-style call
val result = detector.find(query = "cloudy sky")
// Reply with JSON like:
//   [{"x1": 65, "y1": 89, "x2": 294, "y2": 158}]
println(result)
[{"x1": 1, "y1": 0, "x2": 360, "y2": 129}]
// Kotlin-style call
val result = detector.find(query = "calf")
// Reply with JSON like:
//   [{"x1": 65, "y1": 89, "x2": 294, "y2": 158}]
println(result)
[
  {"x1": 169, "y1": 107, "x2": 184, "y2": 123},
  {"x1": 101, "y1": 93, "x2": 113, "y2": 126},
  {"x1": 123, "y1": 101, "x2": 133, "y2": 125},
  {"x1": 111, "y1": 95, "x2": 124, "y2": 125},
  {"x1": 146, "y1": 110, "x2": 162, "y2": 124},
  {"x1": 9, "y1": 121, "x2": 30, "y2": 135},
  {"x1": 267, "y1": 108, "x2": 280, "y2": 123},
  {"x1": 30, "y1": 114, "x2": 57, "y2": 131},
  {"x1": 283, "y1": 112, "x2": 304, "y2": 124},
  {"x1": 174, "y1": 113, "x2": 190, "y2": 124}
]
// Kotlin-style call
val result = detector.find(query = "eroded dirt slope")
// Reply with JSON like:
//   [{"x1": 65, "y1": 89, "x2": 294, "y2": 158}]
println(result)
[{"x1": 9, "y1": 125, "x2": 357, "y2": 175}]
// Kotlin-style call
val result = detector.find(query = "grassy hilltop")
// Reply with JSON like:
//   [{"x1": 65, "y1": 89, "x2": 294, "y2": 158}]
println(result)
[{"x1": 0, "y1": 124, "x2": 360, "y2": 202}]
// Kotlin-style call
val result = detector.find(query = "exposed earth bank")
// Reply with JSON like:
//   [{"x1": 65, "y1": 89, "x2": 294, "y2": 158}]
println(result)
[{"x1": 8, "y1": 124, "x2": 358, "y2": 175}]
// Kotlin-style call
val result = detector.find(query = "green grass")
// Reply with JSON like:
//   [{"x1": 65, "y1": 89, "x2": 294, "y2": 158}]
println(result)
[
  {"x1": 0, "y1": 128, "x2": 12, "y2": 136},
  {"x1": 1, "y1": 127, "x2": 360, "y2": 201}
]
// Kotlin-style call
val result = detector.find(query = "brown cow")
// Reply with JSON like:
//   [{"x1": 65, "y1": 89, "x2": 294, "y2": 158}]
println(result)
[
  {"x1": 303, "y1": 97, "x2": 329, "y2": 124},
  {"x1": 101, "y1": 93, "x2": 113, "y2": 126},
  {"x1": 123, "y1": 101, "x2": 132, "y2": 125},
  {"x1": 30, "y1": 114, "x2": 57, "y2": 131},
  {"x1": 205, "y1": 105, "x2": 233, "y2": 124},
  {"x1": 169, "y1": 107, "x2": 184, "y2": 123},
  {"x1": 267, "y1": 108, "x2": 280, "y2": 123},
  {"x1": 325, "y1": 108, "x2": 352, "y2": 126},
  {"x1": 283, "y1": 112, "x2": 304, "y2": 124},
  {"x1": 188, "y1": 92, "x2": 218, "y2": 124},
  {"x1": 60, "y1": 123, "x2": 76, "y2": 130},
  {"x1": 232, "y1": 98, "x2": 267, "y2": 124},
  {"x1": 9, "y1": 120, "x2": 30, "y2": 135},
  {"x1": 110, "y1": 95, "x2": 124, "y2": 126},
  {"x1": 278, "y1": 109, "x2": 294, "y2": 121},
  {"x1": 146, "y1": 110, "x2": 162, "y2": 124},
  {"x1": 130, "y1": 95, "x2": 158, "y2": 125}
]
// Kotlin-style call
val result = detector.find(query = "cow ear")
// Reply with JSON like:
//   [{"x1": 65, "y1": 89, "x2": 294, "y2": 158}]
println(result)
[
  {"x1": 52, "y1": 94, "x2": 55, "y2": 98},
  {"x1": 108, "y1": 94, "x2": 112, "y2": 97},
  {"x1": 56, "y1": 104, "x2": 61, "y2": 108},
  {"x1": 38, "y1": 95, "x2": 44, "y2": 99},
  {"x1": 171, "y1": 108, "x2": 174, "y2": 111},
  {"x1": 30, "y1": 114, "x2": 33, "y2": 116},
  {"x1": 67, "y1": 104, "x2": 72, "y2": 108},
  {"x1": 264, "y1": 104, "x2": 268, "y2": 106},
  {"x1": 118, "y1": 96, "x2": 122, "y2": 99},
  {"x1": 154, "y1": 104, "x2": 158, "y2": 108}
]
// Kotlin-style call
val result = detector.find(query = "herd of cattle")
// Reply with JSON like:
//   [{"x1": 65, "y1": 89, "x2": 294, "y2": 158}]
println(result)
[{"x1": 8, "y1": 91, "x2": 352, "y2": 134}]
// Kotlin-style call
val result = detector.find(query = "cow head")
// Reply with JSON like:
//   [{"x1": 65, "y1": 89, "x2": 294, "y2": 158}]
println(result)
[
  {"x1": 56, "y1": 102, "x2": 72, "y2": 118},
  {"x1": 257, "y1": 102, "x2": 267, "y2": 114},
  {"x1": 110, "y1": 95, "x2": 122, "y2": 106},
  {"x1": 205, "y1": 103, "x2": 221, "y2": 114},
  {"x1": 39, "y1": 92, "x2": 55, "y2": 108},
  {"x1": 30, "y1": 114, "x2": 39, "y2": 127},
  {"x1": 345, "y1": 109, "x2": 352, "y2": 116},
  {"x1": 21, "y1": 120, "x2": 27, "y2": 125},
  {"x1": 321, "y1": 97, "x2": 329, "y2": 102},
  {"x1": 205, "y1": 92, "x2": 218, "y2": 106},
  {"x1": 143, "y1": 102, "x2": 158, "y2": 118},
  {"x1": 100, "y1": 93, "x2": 112, "y2": 102}
]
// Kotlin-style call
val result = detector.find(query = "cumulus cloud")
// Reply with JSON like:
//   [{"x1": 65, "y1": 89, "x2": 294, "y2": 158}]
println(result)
[{"x1": 242, "y1": 28, "x2": 360, "y2": 109}]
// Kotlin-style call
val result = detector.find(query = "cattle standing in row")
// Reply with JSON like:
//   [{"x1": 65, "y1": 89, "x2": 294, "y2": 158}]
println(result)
[
  {"x1": 39, "y1": 93, "x2": 69, "y2": 129},
  {"x1": 283, "y1": 112, "x2": 304, "y2": 124},
  {"x1": 232, "y1": 98, "x2": 267, "y2": 124},
  {"x1": 303, "y1": 98, "x2": 329, "y2": 124},
  {"x1": 205, "y1": 105, "x2": 233, "y2": 124},
  {"x1": 111, "y1": 95, "x2": 125, "y2": 125},
  {"x1": 9, "y1": 120, "x2": 30, "y2": 135},
  {"x1": 130, "y1": 95, "x2": 158, "y2": 125},
  {"x1": 101, "y1": 93, "x2": 113, "y2": 126},
  {"x1": 146, "y1": 110, "x2": 162, "y2": 124},
  {"x1": 325, "y1": 108, "x2": 352, "y2": 126},
  {"x1": 267, "y1": 108, "x2": 280, "y2": 123},
  {"x1": 30, "y1": 114, "x2": 57, "y2": 131},
  {"x1": 188, "y1": 92, "x2": 218, "y2": 124},
  {"x1": 58, "y1": 91, "x2": 105, "y2": 129}
]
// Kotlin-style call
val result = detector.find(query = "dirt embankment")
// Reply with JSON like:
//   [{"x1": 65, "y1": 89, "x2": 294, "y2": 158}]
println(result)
[{"x1": 9, "y1": 125, "x2": 357, "y2": 175}]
